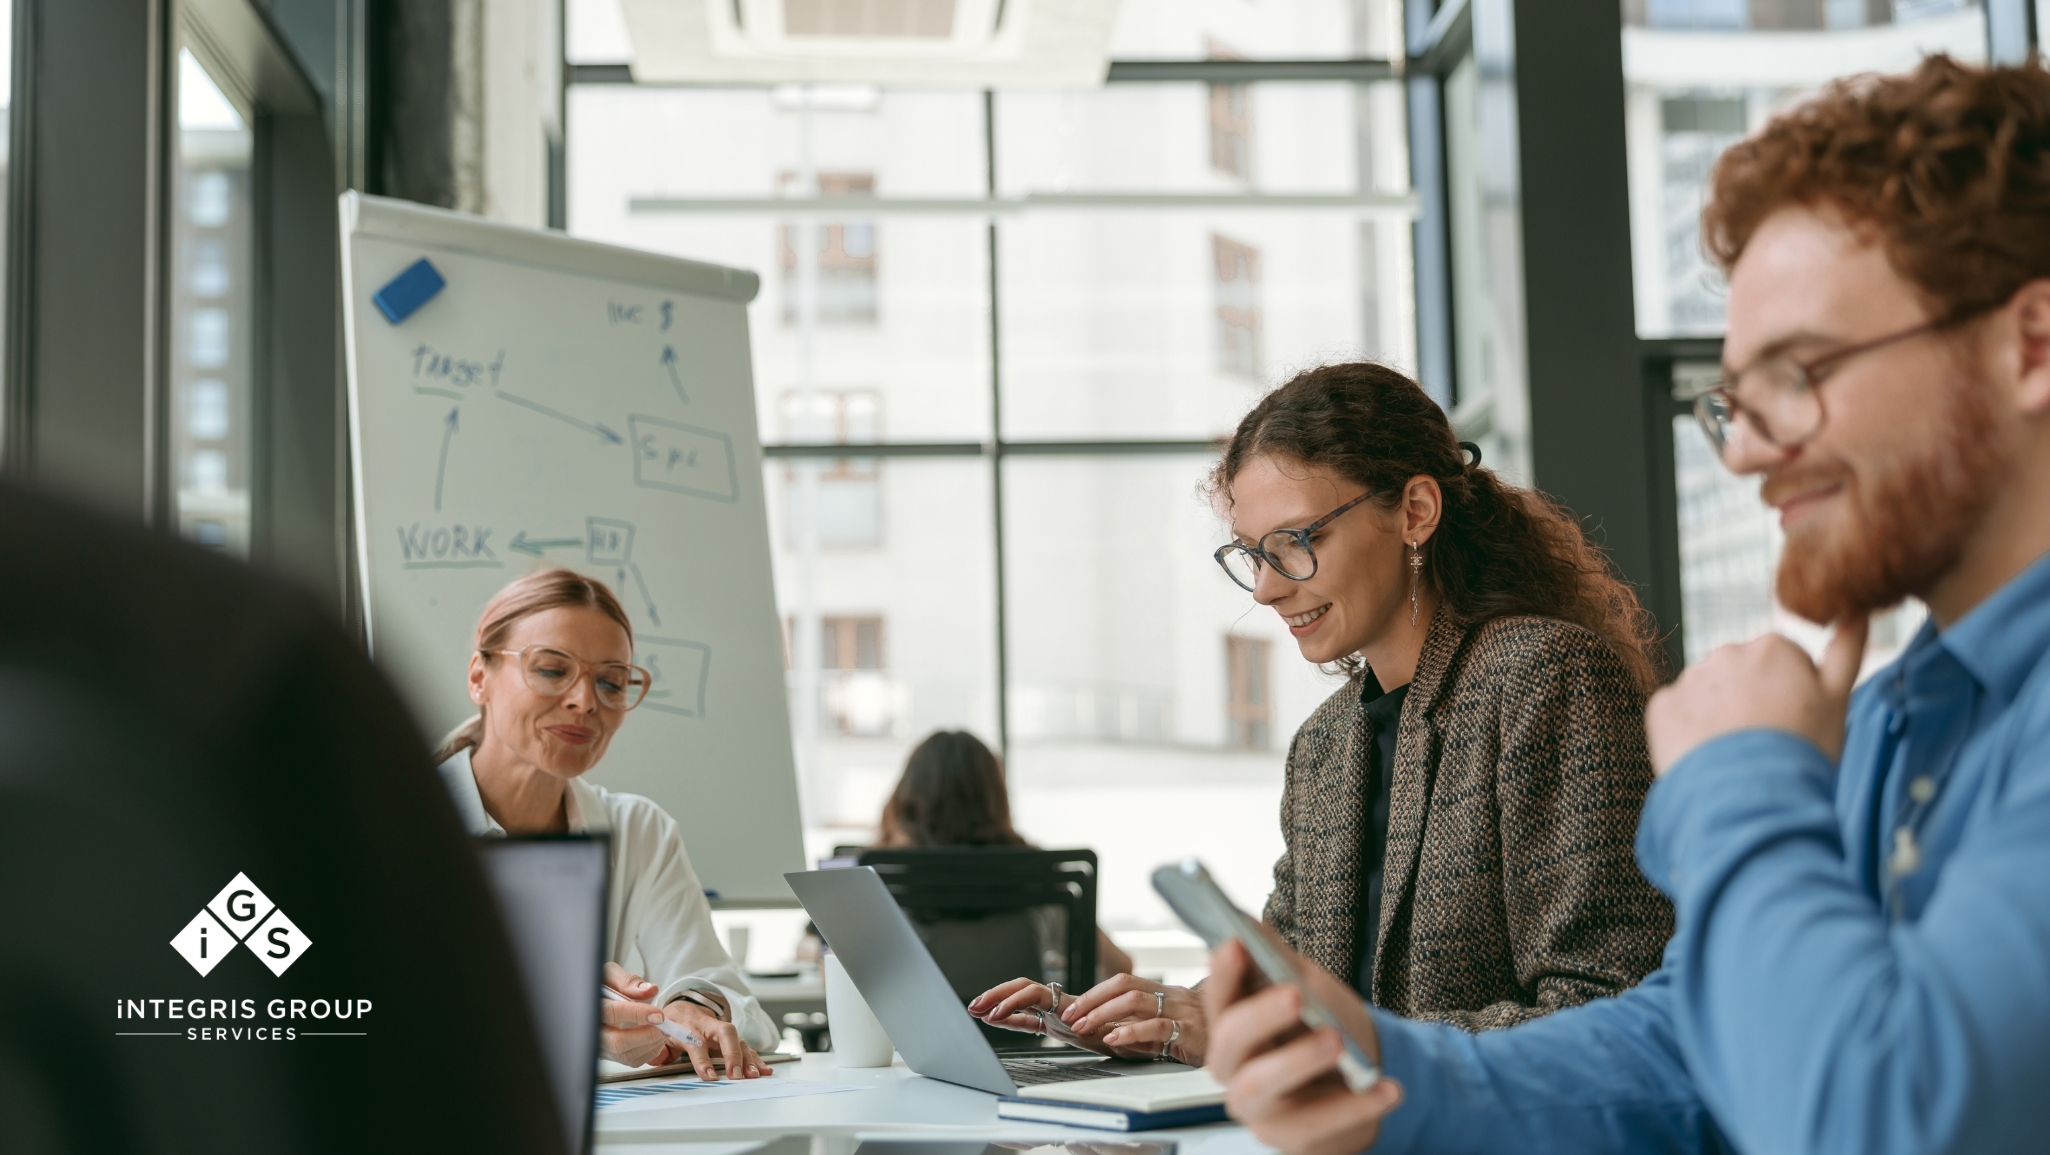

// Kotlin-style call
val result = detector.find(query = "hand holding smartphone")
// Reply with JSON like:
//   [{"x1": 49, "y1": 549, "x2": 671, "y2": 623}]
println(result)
[{"x1": 1151, "y1": 858, "x2": 1380, "y2": 1092}]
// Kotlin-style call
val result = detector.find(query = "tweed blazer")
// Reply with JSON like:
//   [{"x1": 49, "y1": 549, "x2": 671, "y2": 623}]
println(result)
[{"x1": 1261, "y1": 609, "x2": 1674, "y2": 1031}]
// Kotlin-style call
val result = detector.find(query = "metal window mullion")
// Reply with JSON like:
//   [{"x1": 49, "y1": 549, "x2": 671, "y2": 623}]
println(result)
[
  {"x1": 985, "y1": 87, "x2": 1010, "y2": 763},
  {"x1": 147, "y1": 0, "x2": 178, "y2": 532}
]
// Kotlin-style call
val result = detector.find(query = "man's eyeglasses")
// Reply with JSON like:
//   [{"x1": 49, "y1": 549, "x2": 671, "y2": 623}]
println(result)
[
  {"x1": 1213, "y1": 491, "x2": 1378, "y2": 592},
  {"x1": 1692, "y1": 313, "x2": 1976, "y2": 460},
  {"x1": 484, "y1": 645, "x2": 652, "y2": 711}
]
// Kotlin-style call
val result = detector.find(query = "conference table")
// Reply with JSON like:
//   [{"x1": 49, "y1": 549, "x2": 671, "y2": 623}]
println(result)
[{"x1": 592, "y1": 1052, "x2": 1269, "y2": 1155}]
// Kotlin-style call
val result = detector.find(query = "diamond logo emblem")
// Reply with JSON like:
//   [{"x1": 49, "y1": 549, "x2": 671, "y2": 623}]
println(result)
[
  {"x1": 245, "y1": 908, "x2": 313, "y2": 977},
  {"x1": 172, "y1": 873, "x2": 312, "y2": 976},
  {"x1": 169, "y1": 910, "x2": 234, "y2": 977},
  {"x1": 206, "y1": 872, "x2": 276, "y2": 940}
]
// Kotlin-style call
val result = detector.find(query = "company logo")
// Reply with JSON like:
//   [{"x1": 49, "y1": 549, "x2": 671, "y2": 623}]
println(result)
[{"x1": 169, "y1": 873, "x2": 313, "y2": 977}]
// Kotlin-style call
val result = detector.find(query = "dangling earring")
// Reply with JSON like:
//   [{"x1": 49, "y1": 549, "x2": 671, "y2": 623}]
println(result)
[{"x1": 1408, "y1": 542, "x2": 1424, "y2": 626}]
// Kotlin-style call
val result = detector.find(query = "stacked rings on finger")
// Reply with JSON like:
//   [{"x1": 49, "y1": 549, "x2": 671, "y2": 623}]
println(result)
[{"x1": 1160, "y1": 1020, "x2": 1182, "y2": 1059}]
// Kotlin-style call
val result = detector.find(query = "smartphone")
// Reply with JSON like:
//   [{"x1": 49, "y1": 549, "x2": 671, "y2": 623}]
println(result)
[{"x1": 1151, "y1": 858, "x2": 1380, "y2": 1092}]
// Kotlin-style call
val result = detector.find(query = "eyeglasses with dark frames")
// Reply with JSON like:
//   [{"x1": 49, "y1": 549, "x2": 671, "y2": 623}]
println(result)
[
  {"x1": 1214, "y1": 491, "x2": 1378, "y2": 593},
  {"x1": 1692, "y1": 310, "x2": 1985, "y2": 460}
]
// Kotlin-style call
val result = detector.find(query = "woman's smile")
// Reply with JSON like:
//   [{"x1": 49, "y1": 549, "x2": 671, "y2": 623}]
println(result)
[
  {"x1": 1284, "y1": 604, "x2": 1332, "y2": 635},
  {"x1": 545, "y1": 722, "x2": 598, "y2": 745}
]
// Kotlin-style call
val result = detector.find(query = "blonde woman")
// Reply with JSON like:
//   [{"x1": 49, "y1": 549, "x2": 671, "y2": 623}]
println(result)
[{"x1": 435, "y1": 568, "x2": 775, "y2": 1078}]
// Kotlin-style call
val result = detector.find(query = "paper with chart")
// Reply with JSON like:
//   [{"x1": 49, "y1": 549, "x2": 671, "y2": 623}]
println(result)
[{"x1": 341, "y1": 192, "x2": 804, "y2": 905}]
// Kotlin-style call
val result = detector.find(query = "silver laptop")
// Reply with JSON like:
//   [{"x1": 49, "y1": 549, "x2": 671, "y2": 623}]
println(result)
[{"x1": 787, "y1": 867, "x2": 1190, "y2": 1095}]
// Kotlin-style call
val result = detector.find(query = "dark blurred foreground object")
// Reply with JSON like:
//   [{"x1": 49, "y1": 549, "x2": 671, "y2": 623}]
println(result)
[{"x1": 0, "y1": 483, "x2": 565, "y2": 1155}]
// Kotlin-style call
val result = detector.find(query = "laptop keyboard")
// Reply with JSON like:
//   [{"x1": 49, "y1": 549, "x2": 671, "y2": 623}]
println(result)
[{"x1": 1002, "y1": 1057, "x2": 1124, "y2": 1086}]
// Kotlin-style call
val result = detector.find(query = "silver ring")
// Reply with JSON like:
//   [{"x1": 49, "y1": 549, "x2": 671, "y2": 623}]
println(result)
[
  {"x1": 1046, "y1": 982, "x2": 1065, "y2": 1013},
  {"x1": 1160, "y1": 1019, "x2": 1182, "y2": 1059},
  {"x1": 1153, "y1": 990, "x2": 1165, "y2": 1018}
]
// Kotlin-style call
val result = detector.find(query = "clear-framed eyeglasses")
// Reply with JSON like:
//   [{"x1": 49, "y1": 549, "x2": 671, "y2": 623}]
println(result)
[
  {"x1": 1213, "y1": 491, "x2": 1378, "y2": 593},
  {"x1": 484, "y1": 645, "x2": 652, "y2": 711},
  {"x1": 1691, "y1": 313, "x2": 1977, "y2": 460}
]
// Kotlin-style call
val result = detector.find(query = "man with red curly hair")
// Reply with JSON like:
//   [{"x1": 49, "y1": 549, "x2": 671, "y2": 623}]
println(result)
[{"x1": 1200, "y1": 55, "x2": 2050, "y2": 1155}]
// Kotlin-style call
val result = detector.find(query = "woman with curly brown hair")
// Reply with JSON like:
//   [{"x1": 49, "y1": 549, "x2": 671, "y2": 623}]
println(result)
[{"x1": 973, "y1": 361, "x2": 1674, "y2": 1063}]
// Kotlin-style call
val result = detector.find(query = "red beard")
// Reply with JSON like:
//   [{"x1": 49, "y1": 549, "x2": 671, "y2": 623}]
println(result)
[{"x1": 1770, "y1": 368, "x2": 2000, "y2": 624}]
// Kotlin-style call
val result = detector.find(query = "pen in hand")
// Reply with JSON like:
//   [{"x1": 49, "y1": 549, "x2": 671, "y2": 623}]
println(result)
[{"x1": 601, "y1": 984, "x2": 705, "y2": 1048}]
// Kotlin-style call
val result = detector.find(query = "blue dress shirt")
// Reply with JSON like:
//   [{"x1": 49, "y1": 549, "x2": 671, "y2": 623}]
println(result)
[{"x1": 1365, "y1": 550, "x2": 2050, "y2": 1154}]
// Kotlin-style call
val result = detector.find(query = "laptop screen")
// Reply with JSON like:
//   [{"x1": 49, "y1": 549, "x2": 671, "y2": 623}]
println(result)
[{"x1": 478, "y1": 835, "x2": 610, "y2": 1155}]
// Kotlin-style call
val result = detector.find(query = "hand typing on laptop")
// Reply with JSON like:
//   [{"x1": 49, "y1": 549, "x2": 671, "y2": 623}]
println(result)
[{"x1": 970, "y1": 976, "x2": 1205, "y2": 1066}]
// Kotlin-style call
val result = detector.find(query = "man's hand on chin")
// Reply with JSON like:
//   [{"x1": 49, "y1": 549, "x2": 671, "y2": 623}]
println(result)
[{"x1": 1647, "y1": 615, "x2": 1870, "y2": 775}]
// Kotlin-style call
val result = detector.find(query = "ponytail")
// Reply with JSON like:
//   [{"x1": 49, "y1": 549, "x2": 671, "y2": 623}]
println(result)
[{"x1": 432, "y1": 715, "x2": 486, "y2": 765}]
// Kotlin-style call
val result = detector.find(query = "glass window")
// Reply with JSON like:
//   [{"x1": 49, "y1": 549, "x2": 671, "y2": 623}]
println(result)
[
  {"x1": 569, "y1": 0, "x2": 1416, "y2": 968},
  {"x1": 1002, "y1": 454, "x2": 1323, "y2": 932},
  {"x1": 0, "y1": 0, "x2": 15, "y2": 452},
  {"x1": 1624, "y1": 0, "x2": 1989, "y2": 338},
  {"x1": 1226, "y1": 635, "x2": 1273, "y2": 750},
  {"x1": 762, "y1": 456, "x2": 1000, "y2": 857},
  {"x1": 172, "y1": 48, "x2": 254, "y2": 556}
]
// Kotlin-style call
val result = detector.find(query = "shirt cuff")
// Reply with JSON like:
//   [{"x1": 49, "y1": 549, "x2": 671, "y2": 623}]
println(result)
[{"x1": 1636, "y1": 728, "x2": 1836, "y2": 899}]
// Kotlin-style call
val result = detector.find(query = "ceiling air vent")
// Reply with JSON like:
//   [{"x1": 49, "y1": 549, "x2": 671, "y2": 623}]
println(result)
[
  {"x1": 783, "y1": 0, "x2": 958, "y2": 39},
  {"x1": 619, "y1": 0, "x2": 1118, "y2": 87}
]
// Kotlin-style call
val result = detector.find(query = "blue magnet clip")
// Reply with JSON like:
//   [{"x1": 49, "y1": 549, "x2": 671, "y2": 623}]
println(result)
[{"x1": 372, "y1": 258, "x2": 447, "y2": 324}]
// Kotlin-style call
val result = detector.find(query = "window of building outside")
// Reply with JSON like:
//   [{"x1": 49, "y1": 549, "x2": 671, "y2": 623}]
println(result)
[
  {"x1": 1626, "y1": 0, "x2": 1981, "y2": 671},
  {"x1": 0, "y1": 0, "x2": 11, "y2": 431},
  {"x1": 1208, "y1": 41, "x2": 1253, "y2": 179},
  {"x1": 173, "y1": 48, "x2": 255, "y2": 556},
  {"x1": 780, "y1": 172, "x2": 878, "y2": 325},
  {"x1": 780, "y1": 389, "x2": 881, "y2": 547},
  {"x1": 568, "y1": 0, "x2": 1411, "y2": 973},
  {"x1": 1226, "y1": 635, "x2": 1273, "y2": 750},
  {"x1": 1213, "y1": 235, "x2": 1264, "y2": 378}
]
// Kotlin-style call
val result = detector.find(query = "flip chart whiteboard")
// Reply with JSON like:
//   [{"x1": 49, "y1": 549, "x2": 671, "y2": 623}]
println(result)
[{"x1": 341, "y1": 191, "x2": 803, "y2": 906}]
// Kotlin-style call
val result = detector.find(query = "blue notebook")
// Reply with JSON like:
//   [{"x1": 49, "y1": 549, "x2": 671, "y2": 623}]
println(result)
[
  {"x1": 996, "y1": 1096, "x2": 1229, "y2": 1131},
  {"x1": 995, "y1": 1070, "x2": 1229, "y2": 1131}
]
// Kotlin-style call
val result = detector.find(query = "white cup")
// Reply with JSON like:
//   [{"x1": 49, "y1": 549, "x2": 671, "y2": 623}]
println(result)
[
  {"x1": 822, "y1": 953, "x2": 893, "y2": 1067},
  {"x1": 726, "y1": 925, "x2": 751, "y2": 973}
]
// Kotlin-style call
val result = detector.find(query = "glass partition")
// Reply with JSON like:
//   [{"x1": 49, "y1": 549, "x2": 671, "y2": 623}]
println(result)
[
  {"x1": 171, "y1": 48, "x2": 255, "y2": 556},
  {"x1": 1624, "y1": 0, "x2": 1988, "y2": 338}
]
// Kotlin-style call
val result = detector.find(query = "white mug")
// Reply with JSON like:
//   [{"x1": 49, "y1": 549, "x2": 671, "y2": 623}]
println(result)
[
  {"x1": 822, "y1": 953, "x2": 893, "y2": 1067},
  {"x1": 726, "y1": 925, "x2": 751, "y2": 973}
]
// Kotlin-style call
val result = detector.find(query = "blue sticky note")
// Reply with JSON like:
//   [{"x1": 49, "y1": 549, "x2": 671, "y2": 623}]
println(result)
[{"x1": 372, "y1": 258, "x2": 446, "y2": 324}]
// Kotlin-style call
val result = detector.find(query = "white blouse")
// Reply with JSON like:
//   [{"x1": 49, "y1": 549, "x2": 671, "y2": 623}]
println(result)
[{"x1": 437, "y1": 749, "x2": 777, "y2": 1050}]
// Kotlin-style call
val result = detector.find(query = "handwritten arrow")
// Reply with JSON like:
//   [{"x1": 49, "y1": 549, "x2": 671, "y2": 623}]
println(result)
[
  {"x1": 661, "y1": 346, "x2": 688, "y2": 404},
  {"x1": 627, "y1": 562, "x2": 662, "y2": 626},
  {"x1": 434, "y1": 407, "x2": 459, "y2": 511},
  {"x1": 509, "y1": 531, "x2": 583, "y2": 558},
  {"x1": 494, "y1": 390, "x2": 624, "y2": 444}
]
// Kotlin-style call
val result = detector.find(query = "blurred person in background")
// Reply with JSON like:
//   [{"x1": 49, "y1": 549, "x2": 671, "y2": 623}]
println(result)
[
  {"x1": 976, "y1": 364, "x2": 1673, "y2": 1064},
  {"x1": 1204, "y1": 56, "x2": 2050, "y2": 1155},
  {"x1": 873, "y1": 729, "x2": 1134, "y2": 981},
  {"x1": 436, "y1": 567, "x2": 776, "y2": 1079}
]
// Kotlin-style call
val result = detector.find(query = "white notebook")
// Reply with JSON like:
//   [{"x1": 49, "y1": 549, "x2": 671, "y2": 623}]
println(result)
[{"x1": 1016, "y1": 1069, "x2": 1226, "y2": 1112}]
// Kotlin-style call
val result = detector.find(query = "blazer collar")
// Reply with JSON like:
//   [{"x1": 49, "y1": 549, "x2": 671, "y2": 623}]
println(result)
[
  {"x1": 1389, "y1": 606, "x2": 1467, "y2": 714},
  {"x1": 1368, "y1": 607, "x2": 1471, "y2": 997}
]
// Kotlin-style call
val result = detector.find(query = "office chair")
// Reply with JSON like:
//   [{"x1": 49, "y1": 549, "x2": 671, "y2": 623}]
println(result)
[{"x1": 854, "y1": 847, "x2": 1098, "y2": 1049}]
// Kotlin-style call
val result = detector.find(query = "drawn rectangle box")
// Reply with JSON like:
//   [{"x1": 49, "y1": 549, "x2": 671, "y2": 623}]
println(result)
[
  {"x1": 638, "y1": 636, "x2": 711, "y2": 718},
  {"x1": 587, "y1": 517, "x2": 635, "y2": 565},
  {"x1": 629, "y1": 415, "x2": 738, "y2": 503}
]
